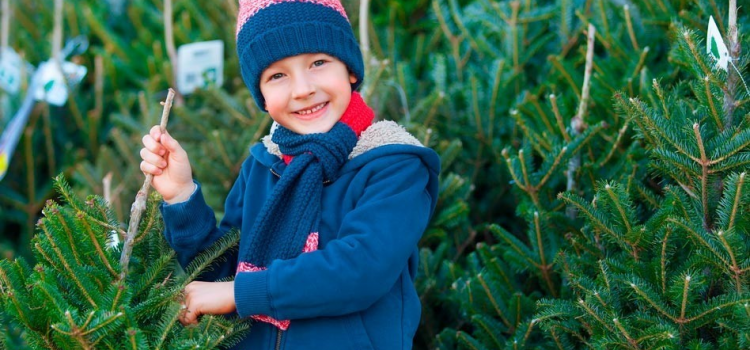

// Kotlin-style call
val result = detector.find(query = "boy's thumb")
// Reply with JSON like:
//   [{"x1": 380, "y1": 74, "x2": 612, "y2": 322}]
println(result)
[{"x1": 161, "y1": 132, "x2": 183, "y2": 154}]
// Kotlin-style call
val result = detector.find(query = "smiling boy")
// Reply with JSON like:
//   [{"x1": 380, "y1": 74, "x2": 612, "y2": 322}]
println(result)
[
  {"x1": 140, "y1": 0, "x2": 440, "y2": 349},
  {"x1": 261, "y1": 53, "x2": 358, "y2": 134}
]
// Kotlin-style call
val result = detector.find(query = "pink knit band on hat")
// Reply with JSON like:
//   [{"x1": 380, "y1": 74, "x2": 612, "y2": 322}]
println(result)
[{"x1": 236, "y1": 0, "x2": 349, "y2": 37}]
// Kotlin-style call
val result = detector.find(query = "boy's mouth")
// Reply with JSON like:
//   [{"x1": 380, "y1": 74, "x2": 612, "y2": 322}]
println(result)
[{"x1": 294, "y1": 102, "x2": 328, "y2": 116}]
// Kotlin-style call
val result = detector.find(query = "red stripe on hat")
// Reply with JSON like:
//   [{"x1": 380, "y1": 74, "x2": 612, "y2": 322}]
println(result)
[{"x1": 237, "y1": 0, "x2": 349, "y2": 37}]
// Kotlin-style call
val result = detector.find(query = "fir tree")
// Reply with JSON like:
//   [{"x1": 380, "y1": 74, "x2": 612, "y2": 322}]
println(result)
[
  {"x1": 423, "y1": 0, "x2": 748, "y2": 349},
  {"x1": 537, "y1": 4, "x2": 750, "y2": 349},
  {"x1": 0, "y1": 175, "x2": 249, "y2": 349}
]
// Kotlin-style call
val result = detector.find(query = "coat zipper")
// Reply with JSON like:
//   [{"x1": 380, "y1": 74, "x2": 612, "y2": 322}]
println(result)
[
  {"x1": 269, "y1": 167, "x2": 332, "y2": 184},
  {"x1": 275, "y1": 329, "x2": 283, "y2": 350},
  {"x1": 270, "y1": 168, "x2": 281, "y2": 178}
]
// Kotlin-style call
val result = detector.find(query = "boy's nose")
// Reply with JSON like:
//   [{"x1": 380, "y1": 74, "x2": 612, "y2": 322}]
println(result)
[{"x1": 291, "y1": 76, "x2": 315, "y2": 99}]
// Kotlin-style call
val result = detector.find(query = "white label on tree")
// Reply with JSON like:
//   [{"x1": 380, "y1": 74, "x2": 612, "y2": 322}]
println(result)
[
  {"x1": 33, "y1": 60, "x2": 87, "y2": 106},
  {"x1": 707, "y1": 16, "x2": 729, "y2": 71},
  {"x1": 177, "y1": 40, "x2": 224, "y2": 94},
  {"x1": 0, "y1": 48, "x2": 23, "y2": 94}
]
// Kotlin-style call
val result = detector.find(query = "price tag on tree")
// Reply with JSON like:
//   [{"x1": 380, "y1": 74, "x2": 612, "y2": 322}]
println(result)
[
  {"x1": 706, "y1": 16, "x2": 729, "y2": 71},
  {"x1": 0, "y1": 77, "x2": 37, "y2": 181},
  {"x1": 0, "y1": 47, "x2": 24, "y2": 94},
  {"x1": 33, "y1": 60, "x2": 87, "y2": 106},
  {"x1": 176, "y1": 40, "x2": 224, "y2": 94},
  {"x1": 0, "y1": 113, "x2": 25, "y2": 181}
]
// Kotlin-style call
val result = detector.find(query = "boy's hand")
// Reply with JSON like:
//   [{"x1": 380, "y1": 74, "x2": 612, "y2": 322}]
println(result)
[
  {"x1": 179, "y1": 281, "x2": 236, "y2": 325},
  {"x1": 140, "y1": 125, "x2": 194, "y2": 203}
]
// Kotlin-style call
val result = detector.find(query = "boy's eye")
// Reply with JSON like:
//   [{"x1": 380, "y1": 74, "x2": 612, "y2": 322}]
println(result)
[
  {"x1": 312, "y1": 60, "x2": 326, "y2": 67},
  {"x1": 269, "y1": 73, "x2": 284, "y2": 81}
]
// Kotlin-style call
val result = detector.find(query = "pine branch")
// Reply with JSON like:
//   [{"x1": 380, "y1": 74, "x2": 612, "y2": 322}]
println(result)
[
  {"x1": 181, "y1": 230, "x2": 241, "y2": 287},
  {"x1": 78, "y1": 213, "x2": 118, "y2": 278},
  {"x1": 533, "y1": 211, "x2": 558, "y2": 297},
  {"x1": 475, "y1": 273, "x2": 512, "y2": 330},
  {"x1": 487, "y1": 224, "x2": 538, "y2": 269},
  {"x1": 38, "y1": 222, "x2": 98, "y2": 308},
  {"x1": 693, "y1": 123, "x2": 710, "y2": 230},
  {"x1": 623, "y1": 5, "x2": 639, "y2": 51},
  {"x1": 152, "y1": 303, "x2": 182, "y2": 350},
  {"x1": 550, "y1": 94, "x2": 571, "y2": 142},
  {"x1": 665, "y1": 218, "x2": 731, "y2": 271},
  {"x1": 719, "y1": 172, "x2": 747, "y2": 231},
  {"x1": 120, "y1": 89, "x2": 175, "y2": 280},
  {"x1": 702, "y1": 76, "x2": 723, "y2": 129}
]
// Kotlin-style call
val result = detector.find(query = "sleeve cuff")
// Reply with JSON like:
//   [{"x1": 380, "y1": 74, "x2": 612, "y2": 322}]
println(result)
[
  {"x1": 234, "y1": 270, "x2": 273, "y2": 318},
  {"x1": 159, "y1": 181, "x2": 215, "y2": 247}
]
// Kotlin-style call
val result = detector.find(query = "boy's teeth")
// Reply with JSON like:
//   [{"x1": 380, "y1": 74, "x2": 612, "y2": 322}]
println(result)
[{"x1": 298, "y1": 102, "x2": 326, "y2": 115}]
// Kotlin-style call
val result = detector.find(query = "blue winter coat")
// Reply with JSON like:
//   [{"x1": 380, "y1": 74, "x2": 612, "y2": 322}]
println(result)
[{"x1": 160, "y1": 121, "x2": 440, "y2": 350}]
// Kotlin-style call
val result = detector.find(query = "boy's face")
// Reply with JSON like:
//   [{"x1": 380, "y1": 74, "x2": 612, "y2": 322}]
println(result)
[{"x1": 260, "y1": 53, "x2": 357, "y2": 135}]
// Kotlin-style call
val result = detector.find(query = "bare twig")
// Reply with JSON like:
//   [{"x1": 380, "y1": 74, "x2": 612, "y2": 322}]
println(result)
[
  {"x1": 119, "y1": 88, "x2": 176, "y2": 280},
  {"x1": 723, "y1": 0, "x2": 739, "y2": 128},
  {"x1": 103, "y1": 172, "x2": 113, "y2": 204},
  {"x1": 574, "y1": 23, "x2": 595, "y2": 129},
  {"x1": 359, "y1": 0, "x2": 370, "y2": 66},
  {"x1": 566, "y1": 23, "x2": 595, "y2": 219},
  {"x1": 164, "y1": 0, "x2": 183, "y2": 106},
  {"x1": 623, "y1": 5, "x2": 639, "y2": 51},
  {"x1": 1, "y1": 0, "x2": 9, "y2": 52},
  {"x1": 52, "y1": 0, "x2": 63, "y2": 63}
]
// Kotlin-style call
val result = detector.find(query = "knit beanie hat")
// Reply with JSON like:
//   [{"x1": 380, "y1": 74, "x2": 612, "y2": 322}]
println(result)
[{"x1": 236, "y1": 0, "x2": 365, "y2": 111}]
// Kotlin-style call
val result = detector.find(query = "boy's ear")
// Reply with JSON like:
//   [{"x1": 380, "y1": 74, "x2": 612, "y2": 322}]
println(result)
[{"x1": 349, "y1": 73, "x2": 357, "y2": 84}]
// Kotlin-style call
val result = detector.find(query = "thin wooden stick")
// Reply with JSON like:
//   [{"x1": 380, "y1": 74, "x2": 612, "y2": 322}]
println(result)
[
  {"x1": 164, "y1": 0, "x2": 183, "y2": 106},
  {"x1": 574, "y1": 23, "x2": 595, "y2": 127},
  {"x1": 359, "y1": 0, "x2": 370, "y2": 66},
  {"x1": 723, "y1": 0, "x2": 738, "y2": 128},
  {"x1": 566, "y1": 23, "x2": 595, "y2": 218},
  {"x1": 1, "y1": 0, "x2": 9, "y2": 52},
  {"x1": 103, "y1": 172, "x2": 113, "y2": 204},
  {"x1": 119, "y1": 88, "x2": 175, "y2": 280},
  {"x1": 52, "y1": 0, "x2": 63, "y2": 63}
]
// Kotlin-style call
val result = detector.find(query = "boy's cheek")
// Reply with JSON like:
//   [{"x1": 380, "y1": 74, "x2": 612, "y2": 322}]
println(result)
[{"x1": 265, "y1": 102, "x2": 285, "y2": 120}]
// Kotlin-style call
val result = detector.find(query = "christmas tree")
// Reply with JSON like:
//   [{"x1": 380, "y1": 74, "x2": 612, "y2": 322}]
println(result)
[
  {"x1": 417, "y1": 0, "x2": 750, "y2": 348},
  {"x1": 537, "y1": 6, "x2": 750, "y2": 347},
  {"x1": 0, "y1": 174, "x2": 249, "y2": 349}
]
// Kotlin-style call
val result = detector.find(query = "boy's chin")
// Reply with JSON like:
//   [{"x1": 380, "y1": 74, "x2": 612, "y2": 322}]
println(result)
[
  {"x1": 279, "y1": 114, "x2": 343, "y2": 135},
  {"x1": 283, "y1": 121, "x2": 339, "y2": 135}
]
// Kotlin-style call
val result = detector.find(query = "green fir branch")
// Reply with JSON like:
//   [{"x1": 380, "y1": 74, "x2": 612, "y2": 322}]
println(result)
[
  {"x1": 558, "y1": 192, "x2": 624, "y2": 244},
  {"x1": 717, "y1": 172, "x2": 748, "y2": 231},
  {"x1": 180, "y1": 230, "x2": 240, "y2": 287}
]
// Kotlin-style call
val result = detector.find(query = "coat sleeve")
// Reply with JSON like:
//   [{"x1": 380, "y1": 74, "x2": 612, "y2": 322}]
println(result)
[
  {"x1": 233, "y1": 155, "x2": 434, "y2": 319},
  {"x1": 159, "y1": 156, "x2": 252, "y2": 277}
]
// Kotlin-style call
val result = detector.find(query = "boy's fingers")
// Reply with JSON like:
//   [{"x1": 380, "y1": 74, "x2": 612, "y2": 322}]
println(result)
[
  {"x1": 161, "y1": 132, "x2": 187, "y2": 158},
  {"x1": 184, "y1": 307, "x2": 199, "y2": 325},
  {"x1": 140, "y1": 161, "x2": 163, "y2": 175},
  {"x1": 140, "y1": 148, "x2": 167, "y2": 168},
  {"x1": 149, "y1": 125, "x2": 163, "y2": 141},
  {"x1": 142, "y1": 134, "x2": 166, "y2": 156},
  {"x1": 179, "y1": 302, "x2": 199, "y2": 325}
]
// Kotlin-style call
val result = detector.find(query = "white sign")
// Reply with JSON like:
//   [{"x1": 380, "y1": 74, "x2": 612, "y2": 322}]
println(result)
[
  {"x1": 707, "y1": 16, "x2": 729, "y2": 71},
  {"x1": 0, "y1": 48, "x2": 24, "y2": 94},
  {"x1": 177, "y1": 40, "x2": 224, "y2": 94},
  {"x1": 33, "y1": 60, "x2": 87, "y2": 106}
]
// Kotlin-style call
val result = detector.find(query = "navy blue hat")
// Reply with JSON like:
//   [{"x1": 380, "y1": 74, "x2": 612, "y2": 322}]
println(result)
[{"x1": 236, "y1": 0, "x2": 365, "y2": 111}]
